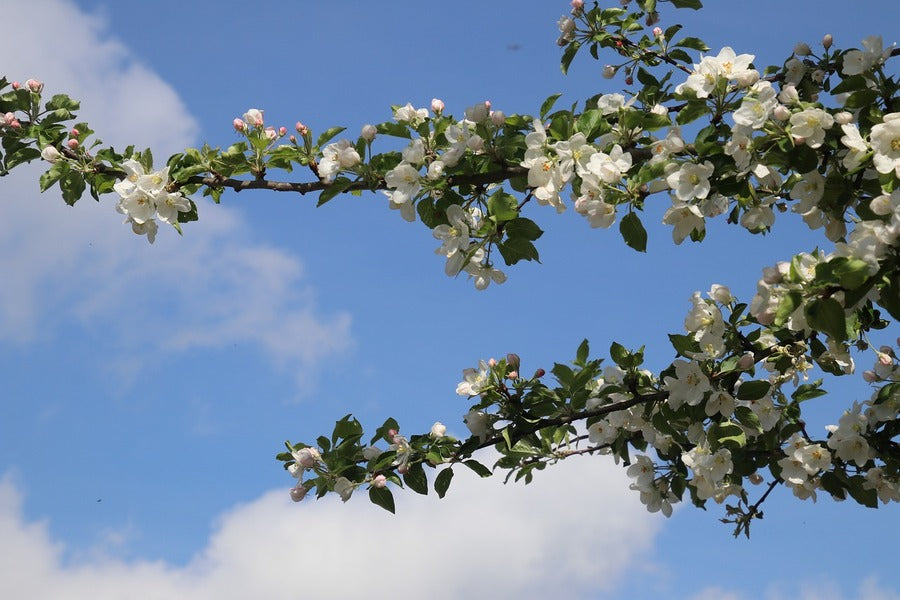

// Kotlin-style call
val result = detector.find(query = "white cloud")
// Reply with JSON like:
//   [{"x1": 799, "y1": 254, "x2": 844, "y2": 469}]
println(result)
[
  {"x1": 0, "y1": 457, "x2": 659, "y2": 600},
  {"x1": 0, "y1": 0, "x2": 352, "y2": 384}
]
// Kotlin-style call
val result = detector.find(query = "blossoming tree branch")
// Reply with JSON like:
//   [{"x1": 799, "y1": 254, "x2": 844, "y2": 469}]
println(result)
[{"x1": 2, "y1": 0, "x2": 898, "y2": 536}]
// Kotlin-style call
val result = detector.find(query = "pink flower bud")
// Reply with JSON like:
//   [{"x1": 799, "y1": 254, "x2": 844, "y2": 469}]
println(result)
[
  {"x1": 11, "y1": 81, "x2": 20, "y2": 90},
  {"x1": 488, "y1": 358, "x2": 497, "y2": 367},
  {"x1": 624, "y1": 76, "x2": 634, "y2": 85},
  {"x1": 490, "y1": 110, "x2": 506, "y2": 127},
  {"x1": 264, "y1": 126, "x2": 277, "y2": 141},
  {"x1": 290, "y1": 486, "x2": 308, "y2": 502},
  {"x1": 571, "y1": 0, "x2": 584, "y2": 10},
  {"x1": 69, "y1": 128, "x2": 79, "y2": 137},
  {"x1": 793, "y1": 135, "x2": 807, "y2": 146},
  {"x1": 361, "y1": 123, "x2": 377, "y2": 141},
  {"x1": 508, "y1": 370, "x2": 518, "y2": 379},
  {"x1": 372, "y1": 474, "x2": 387, "y2": 488},
  {"x1": 862, "y1": 370, "x2": 878, "y2": 383},
  {"x1": 10, "y1": 119, "x2": 20, "y2": 129},
  {"x1": 233, "y1": 118, "x2": 245, "y2": 131},
  {"x1": 822, "y1": 34, "x2": 833, "y2": 49},
  {"x1": 67, "y1": 138, "x2": 79, "y2": 149},
  {"x1": 289, "y1": 135, "x2": 296, "y2": 143},
  {"x1": 397, "y1": 464, "x2": 409, "y2": 475},
  {"x1": 279, "y1": 126, "x2": 287, "y2": 136},
  {"x1": 295, "y1": 121, "x2": 308, "y2": 135},
  {"x1": 431, "y1": 98, "x2": 445, "y2": 114},
  {"x1": 834, "y1": 111, "x2": 853, "y2": 125},
  {"x1": 653, "y1": 26, "x2": 663, "y2": 37},
  {"x1": 506, "y1": 353, "x2": 520, "y2": 370},
  {"x1": 534, "y1": 368, "x2": 546, "y2": 378},
  {"x1": 772, "y1": 105, "x2": 791, "y2": 121},
  {"x1": 25, "y1": 78, "x2": 43, "y2": 93},
  {"x1": 878, "y1": 352, "x2": 893, "y2": 366},
  {"x1": 387, "y1": 428, "x2": 398, "y2": 439}
]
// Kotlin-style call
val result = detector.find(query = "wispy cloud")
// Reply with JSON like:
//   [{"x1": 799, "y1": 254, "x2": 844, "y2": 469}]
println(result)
[{"x1": 0, "y1": 0, "x2": 352, "y2": 386}]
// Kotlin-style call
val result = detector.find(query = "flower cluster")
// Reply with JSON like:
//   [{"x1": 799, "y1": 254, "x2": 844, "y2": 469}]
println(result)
[{"x1": 113, "y1": 159, "x2": 191, "y2": 243}]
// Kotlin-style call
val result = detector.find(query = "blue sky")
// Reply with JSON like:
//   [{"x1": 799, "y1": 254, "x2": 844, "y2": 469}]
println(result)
[{"x1": 0, "y1": 1, "x2": 898, "y2": 598}]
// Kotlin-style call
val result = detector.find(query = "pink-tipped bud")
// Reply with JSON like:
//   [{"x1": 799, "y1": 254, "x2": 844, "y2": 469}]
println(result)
[
  {"x1": 490, "y1": 110, "x2": 506, "y2": 127},
  {"x1": 508, "y1": 370, "x2": 518, "y2": 379},
  {"x1": 233, "y1": 118, "x2": 246, "y2": 132},
  {"x1": 773, "y1": 105, "x2": 791, "y2": 121},
  {"x1": 822, "y1": 34, "x2": 833, "y2": 49},
  {"x1": 652, "y1": 26, "x2": 663, "y2": 37},
  {"x1": 25, "y1": 78, "x2": 43, "y2": 93},
  {"x1": 372, "y1": 474, "x2": 387, "y2": 488},
  {"x1": 361, "y1": 123, "x2": 377, "y2": 141},
  {"x1": 264, "y1": 126, "x2": 277, "y2": 141},
  {"x1": 624, "y1": 76, "x2": 634, "y2": 85},
  {"x1": 738, "y1": 352, "x2": 756, "y2": 370},
  {"x1": 295, "y1": 121, "x2": 308, "y2": 135},
  {"x1": 834, "y1": 111, "x2": 853, "y2": 125},
  {"x1": 11, "y1": 81, "x2": 20, "y2": 90},
  {"x1": 397, "y1": 464, "x2": 409, "y2": 475},
  {"x1": 290, "y1": 486, "x2": 308, "y2": 502},
  {"x1": 571, "y1": 0, "x2": 584, "y2": 9},
  {"x1": 69, "y1": 128, "x2": 79, "y2": 137},
  {"x1": 862, "y1": 370, "x2": 878, "y2": 383},
  {"x1": 67, "y1": 138, "x2": 79, "y2": 149},
  {"x1": 488, "y1": 358, "x2": 497, "y2": 368},
  {"x1": 431, "y1": 98, "x2": 445, "y2": 114},
  {"x1": 279, "y1": 126, "x2": 287, "y2": 136},
  {"x1": 387, "y1": 428, "x2": 398, "y2": 439},
  {"x1": 289, "y1": 134, "x2": 296, "y2": 143},
  {"x1": 534, "y1": 368, "x2": 546, "y2": 378},
  {"x1": 878, "y1": 352, "x2": 893, "y2": 366}
]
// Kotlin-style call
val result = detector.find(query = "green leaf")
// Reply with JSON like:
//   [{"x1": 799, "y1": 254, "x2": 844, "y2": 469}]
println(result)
[
  {"x1": 371, "y1": 417, "x2": 400, "y2": 445},
  {"x1": 463, "y1": 460, "x2": 492, "y2": 478},
  {"x1": 575, "y1": 109, "x2": 604, "y2": 138},
  {"x1": 376, "y1": 122, "x2": 412, "y2": 139},
  {"x1": 317, "y1": 176, "x2": 354, "y2": 206},
  {"x1": 676, "y1": 100, "x2": 708, "y2": 125},
  {"x1": 497, "y1": 238, "x2": 540, "y2": 265},
  {"x1": 39, "y1": 162, "x2": 67, "y2": 192},
  {"x1": 540, "y1": 93, "x2": 563, "y2": 119},
  {"x1": 843, "y1": 89, "x2": 879, "y2": 110},
  {"x1": 832, "y1": 258, "x2": 871, "y2": 290},
  {"x1": 619, "y1": 212, "x2": 647, "y2": 252},
  {"x1": 791, "y1": 380, "x2": 827, "y2": 402},
  {"x1": 845, "y1": 475, "x2": 878, "y2": 508},
  {"x1": 674, "y1": 37, "x2": 709, "y2": 51},
  {"x1": 670, "y1": 0, "x2": 702, "y2": 7},
  {"x1": 880, "y1": 273, "x2": 900, "y2": 320},
  {"x1": 59, "y1": 170, "x2": 86, "y2": 205},
  {"x1": 575, "y1": 339, "x2": 590, "y2": 366},
  {"x1": 503, "y1": 217, "x2": 543, "y2": 241},
  {"x1": 368, "y1": 486, "x2": 396, "y2": 513},
  {"x1": 434, "y1": 468, "x2": 454, "y2": 498},
  {"x1": 736, "y1": 380, "x2": 771, "y2": 401},
  {"x1": 774, "y1": 291, "x2": 802, "y2": 326},
  {"x1": 610, "y1": 342, "x2": 629, "y2": 368},
  {"x1": 560, "y1": 42, "x2": 580, "y2": 75},
  {"x1": 805, "y1": 297, "x2": 848, "y2": 342},
  {"x1": 488, "y1": 190, "x2": 519, "y2": 221},
  {"x1": 316, "y1": 126, "x2": 346, "y2": 147},
  {"x1": 708, "y1": 420, "x2": 746, "y2": 450},
  {"x1": 403, "y1": 462, "x2": 428, "y2": 495}
]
